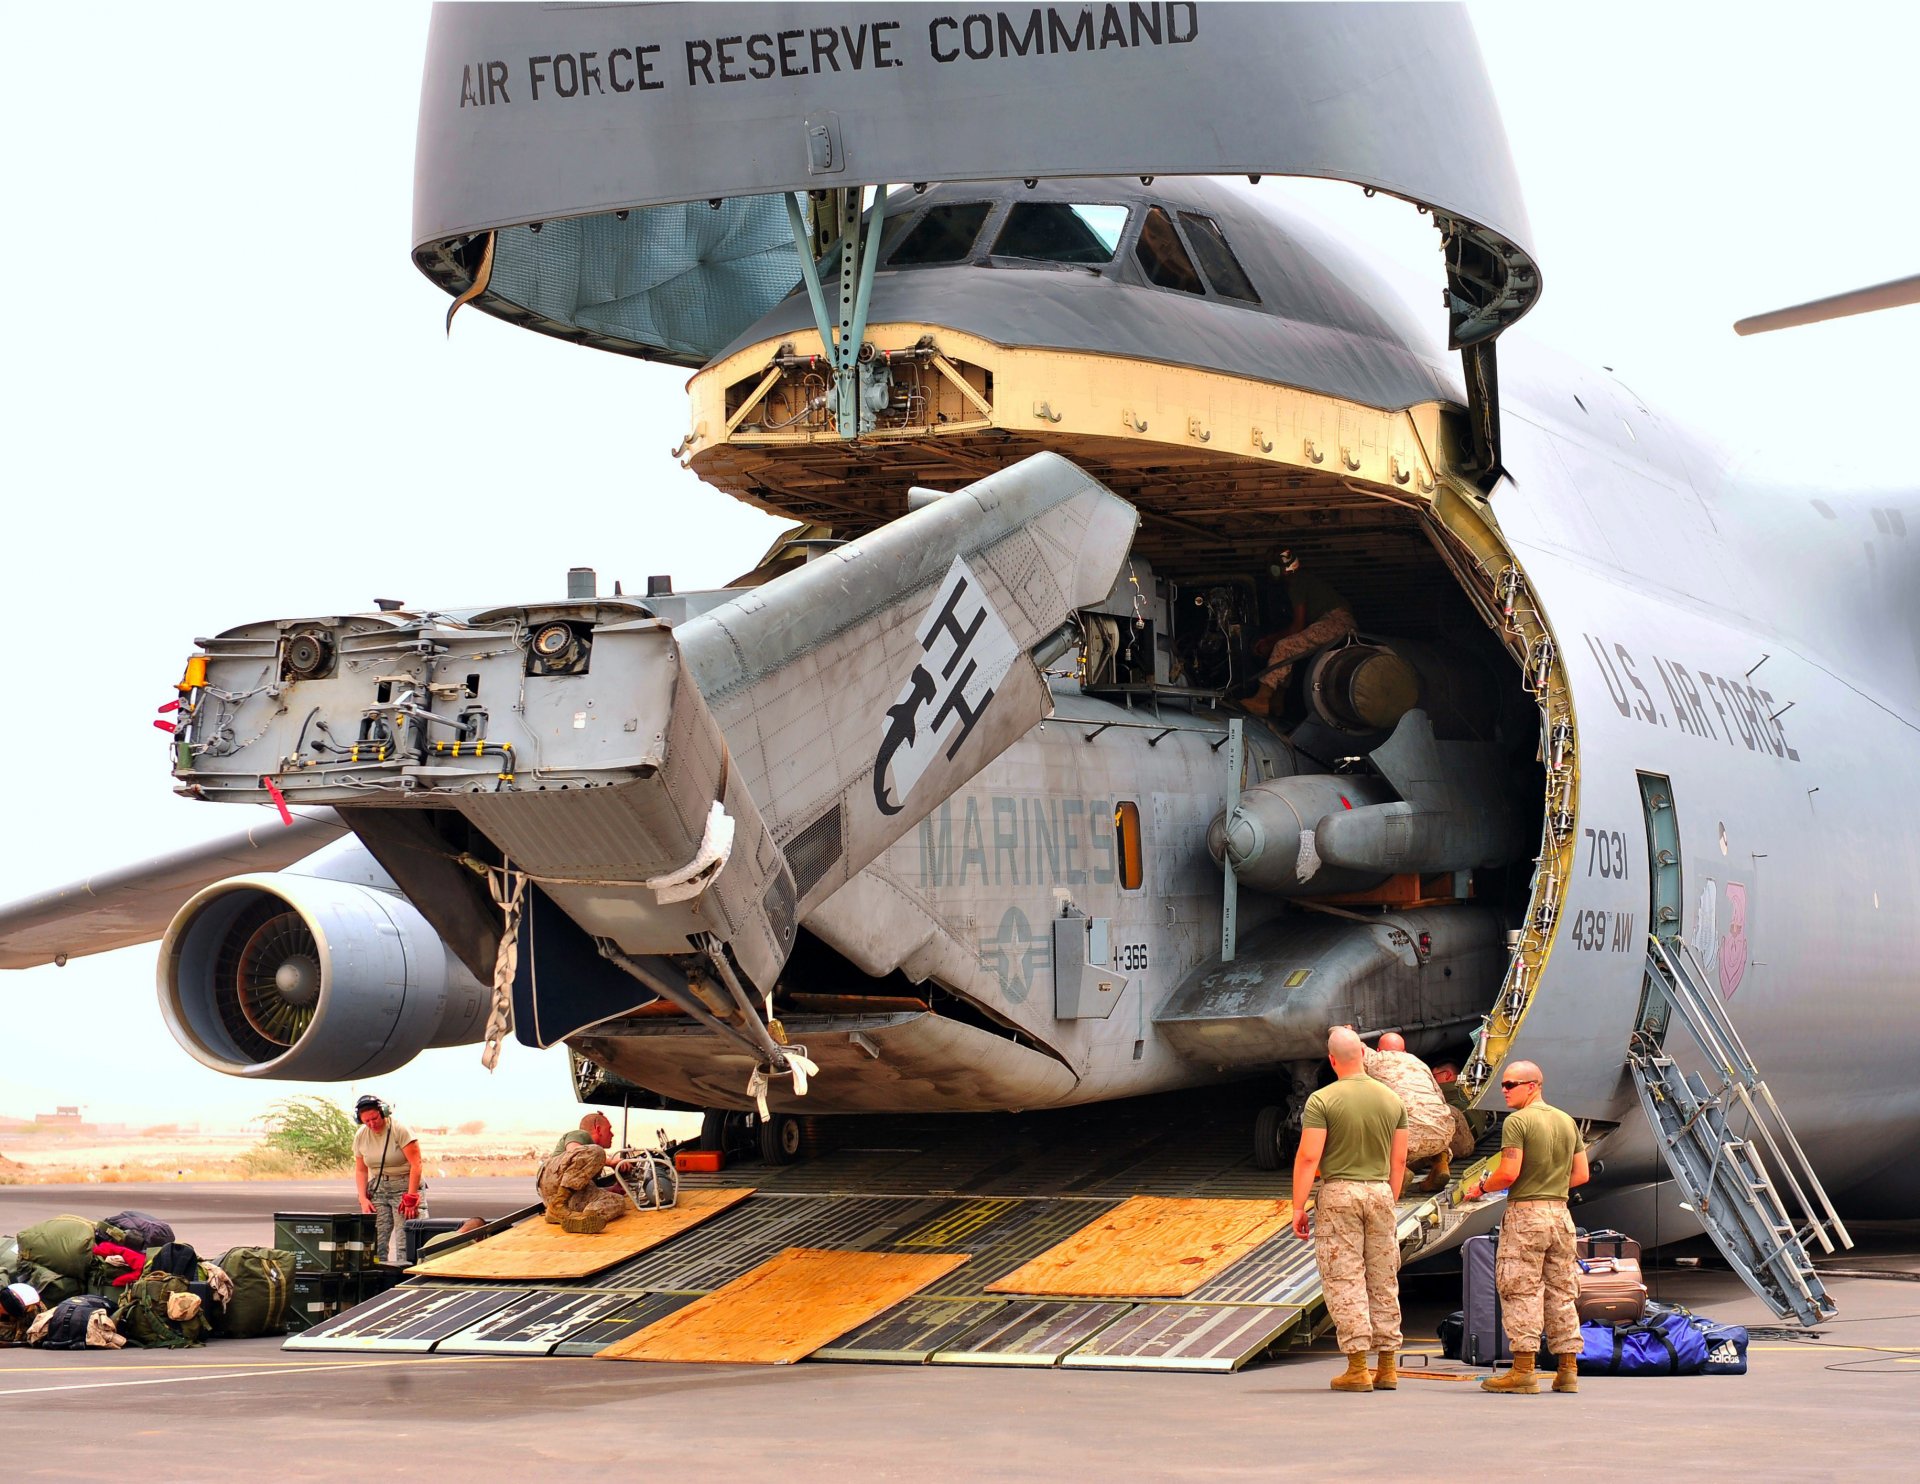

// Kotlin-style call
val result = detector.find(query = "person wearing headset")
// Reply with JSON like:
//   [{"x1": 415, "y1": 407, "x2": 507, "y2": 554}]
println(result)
[{"x1": 352, "y1": 1094, "x2": 425, "y2": 1264}]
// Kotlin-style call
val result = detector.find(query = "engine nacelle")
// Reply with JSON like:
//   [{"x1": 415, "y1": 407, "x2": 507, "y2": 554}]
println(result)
[{"x1": 158, "y1": 872, "x2": 488, "y2": 1079}]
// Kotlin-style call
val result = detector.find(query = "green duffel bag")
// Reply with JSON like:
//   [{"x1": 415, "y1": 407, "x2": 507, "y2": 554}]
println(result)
[
  {"x1": 114, "y1": 1274, "x2": 211, "y2": 1349},
  {"x1": 16, "y1": 1215, "x2": 96, "y2": 1281},
  {"x1": 15, "y1": 1260, "x2": 83, "y2": 1308},
  {"x1": 215, "y1": 1247, "x2": 296, "y2": 1337}
]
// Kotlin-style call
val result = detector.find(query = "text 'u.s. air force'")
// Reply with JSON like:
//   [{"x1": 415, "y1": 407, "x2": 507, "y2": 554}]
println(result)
[{"x1": 455, "y1": 5, "x2": 1201, "y2": 107}]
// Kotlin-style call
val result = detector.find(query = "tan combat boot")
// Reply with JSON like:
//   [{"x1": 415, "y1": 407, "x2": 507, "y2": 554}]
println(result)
[
  {"x1": 1417, "y1": 1149, "x2": 1452, "y2": 1194},
  {"x1": 1330, "y1": 1352, "x2": 1375, "y2": 1392},
  {"x1": 1372, "y1": 1352, "x2": 1398, "y2": 1389},
  {"x1": 1553, "y1": 1356, "x2": 1580, "y2": 1393},
  {"x1": 1480, "y1": 1352, "x2": 1538, "y2": 1394}
]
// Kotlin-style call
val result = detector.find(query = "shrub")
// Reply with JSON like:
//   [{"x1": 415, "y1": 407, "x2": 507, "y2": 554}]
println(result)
[
  {"x1": 257, "y1": 1096, "x2": 355, "y2": 1170},
  {"x1": 456, "y1": 1120, "x2": 486, "y2": 1136}
]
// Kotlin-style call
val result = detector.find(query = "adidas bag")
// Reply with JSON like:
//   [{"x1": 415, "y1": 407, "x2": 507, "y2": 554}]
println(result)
[{"x1": 1577, "y1": 1310, "x2": 1710, "y2": 1376}]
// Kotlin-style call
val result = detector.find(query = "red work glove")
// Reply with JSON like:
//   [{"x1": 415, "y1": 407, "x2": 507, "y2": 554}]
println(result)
[{"x1": 399, "y1": 1192, "x2": 421, "y2": 1218}]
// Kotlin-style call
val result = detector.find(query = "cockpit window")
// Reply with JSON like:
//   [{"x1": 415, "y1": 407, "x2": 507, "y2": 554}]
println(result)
[
  {"x1": 1133, "y1": 206, "x2": 1204, "y2": 294},
  {"x1": 1179, "y1": 212, "x2": 1261, "y2": 303},
  {"x1": 991, "y1": 203, "x2": 1128, "y2": 264},
  {"x1": 888, "y1": 202, "x2": 993, "y2": 265}
]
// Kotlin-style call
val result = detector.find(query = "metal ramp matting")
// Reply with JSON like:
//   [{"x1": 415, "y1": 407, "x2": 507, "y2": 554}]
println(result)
[{"x1": 289, "y1": 1178, "x2": 1476, "y2": 1372}]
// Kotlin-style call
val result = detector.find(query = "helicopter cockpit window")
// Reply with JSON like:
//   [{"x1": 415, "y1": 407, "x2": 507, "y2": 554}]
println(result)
[
  {"x1": 1178, "y1": 212, "x2": 1261, "y2": 303},
  {"x1": 1133, "y1": 206, "x2": 1204, "y2": 294},
  {"x1": 991, "y1": 203, "x2": 1128, "y2": 264},
  {"x1": 888, "y1": 202, "x2": 993, "y2": 265}
]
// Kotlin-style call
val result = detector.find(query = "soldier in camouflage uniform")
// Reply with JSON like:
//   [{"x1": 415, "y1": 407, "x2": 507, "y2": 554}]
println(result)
[
  {"x1": 537, "y1": 1112, "x2": 633, "y2": 1230},
  {"x1": 1292, "y1": 1026, "x2": 1410, "y2": 1392},
  {"x1": 1462, "y1": 1060, "x2": 1590, "y2": 1394},
  {"x1": 1364, "y1": 1032, "x2": 1459, "y2": 1192}
]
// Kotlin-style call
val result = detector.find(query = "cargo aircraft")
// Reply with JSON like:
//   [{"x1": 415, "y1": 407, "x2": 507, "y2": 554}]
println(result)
[{"x1": 2, "y1": 4, "x2": 1906, "y2": 1326}]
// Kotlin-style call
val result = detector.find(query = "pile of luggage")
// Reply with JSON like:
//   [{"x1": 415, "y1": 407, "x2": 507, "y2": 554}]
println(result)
[
  {"x1": 1, "y1": 1209, "x2": 298, "y2": 1350},
  {"x1": 1441, "y1": 1225, "x2": 1751, "y2": 1377}
]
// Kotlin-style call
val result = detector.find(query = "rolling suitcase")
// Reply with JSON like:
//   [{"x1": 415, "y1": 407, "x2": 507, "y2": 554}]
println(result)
[
  {"x1": 1461, "y1": 1232, "x2": 1509, "y2": 1366},
  {"x1": 1576, "y1": 1228, "x2": 1642, "y2": 1262},
  {"x1": 1576, "y1": 1255, "x2": 1648, "y2": 1323}
]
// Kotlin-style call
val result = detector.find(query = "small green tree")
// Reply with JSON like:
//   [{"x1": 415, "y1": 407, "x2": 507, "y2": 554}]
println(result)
[{"x1": 258, "y1": 1096, "x2": 355, "y2": 1170}]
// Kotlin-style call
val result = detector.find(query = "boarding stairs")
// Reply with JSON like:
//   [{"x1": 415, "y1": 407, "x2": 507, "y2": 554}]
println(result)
[{"x1": 1629, "y1": 937, "x2": 1851, "y2": 1326}]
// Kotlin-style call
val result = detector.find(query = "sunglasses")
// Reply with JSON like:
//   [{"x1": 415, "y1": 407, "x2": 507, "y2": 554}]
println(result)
[{"x1": 1500, "y1": 1079, "x2": 1540, "y2": 1091}]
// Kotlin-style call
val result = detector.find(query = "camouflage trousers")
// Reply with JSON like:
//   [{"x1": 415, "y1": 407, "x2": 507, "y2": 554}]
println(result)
[
  {"x1": 1496, "y1": 1202, "x2": 1582, "y2": 1355},
  {"x1": 1405, "y1": 1106, "x2": 1456, "y2": 1164},
  {"x1": 1448, "y1": 1107, "x2": 1477, "y2": 1161},
  {"x1": 537, "y1": 1144, "x2": 629, "y2": 1224},
  {"x1": 367, "y1": 1174, "x2": 424, "y2": 1264},
  {"x1": 1311, "y1": 1180, "x2": 1402, "y2": 1354}
]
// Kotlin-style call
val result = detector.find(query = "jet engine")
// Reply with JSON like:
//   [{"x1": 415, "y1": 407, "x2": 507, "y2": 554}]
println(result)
[{"x1": 157, "y1": 873, "x2": 489, "y2": 1079}]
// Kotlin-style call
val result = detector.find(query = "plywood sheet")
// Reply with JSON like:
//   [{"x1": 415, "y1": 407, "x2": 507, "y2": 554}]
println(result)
[
  {"x1": 408, "y1": 1187, "x2": 755, "y2": 1280},
  {"x1": 599, "y1": 1247, "x2": 970, "y2": 1364},
  {"x1": 985, "y1": 1196, "x2": 1291, "y2": 1298}
]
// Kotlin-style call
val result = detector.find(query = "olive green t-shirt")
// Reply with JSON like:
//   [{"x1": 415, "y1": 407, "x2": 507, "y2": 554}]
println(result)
[
  {"x1": 1501, "y1": 1101, "x2": 1582, "y2": 1201},
  {"x1": 552, "y1": 1129, "x2": 596, "y2": 1156},
  {"x1": 1302, "y1": 1075, "x2": 1407, "y2": 1182}
]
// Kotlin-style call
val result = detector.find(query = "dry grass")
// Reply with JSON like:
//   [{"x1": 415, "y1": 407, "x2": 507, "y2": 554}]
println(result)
[
  {"x1": 0, "y1": 1112, "x2": 700, "y2": 1185},
  {"x1": 0, "y1": 1133, "x2": 549, "y2": 1185}
]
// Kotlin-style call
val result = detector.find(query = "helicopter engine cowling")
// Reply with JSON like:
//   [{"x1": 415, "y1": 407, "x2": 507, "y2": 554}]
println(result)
[{"x1": 157, "y1": 872, "x2": 489, "y2": 1079}]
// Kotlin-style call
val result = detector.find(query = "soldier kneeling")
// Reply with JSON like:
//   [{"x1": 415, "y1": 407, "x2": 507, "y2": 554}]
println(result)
[{"x1": 537, "y1": 1112, "x2": 633, "y2": 1232}]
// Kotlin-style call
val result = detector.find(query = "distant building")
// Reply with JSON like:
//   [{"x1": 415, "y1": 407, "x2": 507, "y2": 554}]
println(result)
[{"x1": 35, "y1": 1106, "x2": 84, "y2": 1126}]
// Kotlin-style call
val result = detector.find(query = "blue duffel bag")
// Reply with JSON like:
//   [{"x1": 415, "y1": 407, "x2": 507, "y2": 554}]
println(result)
[
  {"x1": 1577, "y1": 1309, "x2": 1710, "y2": 1375},
  {"x1": 1647, "y1": 1301, "x2": 1750, "y2": 1375}
]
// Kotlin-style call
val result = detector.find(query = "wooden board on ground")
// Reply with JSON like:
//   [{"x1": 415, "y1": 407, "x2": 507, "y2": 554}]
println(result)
[
  {"x1": 408, "y1": 1187, "x2": 756, "y2": 1280},
  {"x1": 986, "y1": 1195, "x2": 1291, "y2": 1298},
  {"x1": 599, "y1": 1247, "x2": 970, "y2": 1364}
]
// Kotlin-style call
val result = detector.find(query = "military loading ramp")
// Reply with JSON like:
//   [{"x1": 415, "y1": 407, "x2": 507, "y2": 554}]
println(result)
[{"x1": 287, "y1": 1091, "x2": 1496, "y2": 1373}]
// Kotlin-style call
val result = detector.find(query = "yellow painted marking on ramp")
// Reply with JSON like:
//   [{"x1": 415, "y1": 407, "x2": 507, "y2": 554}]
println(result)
[
  {"x1": 0, "y1": 1354, "x2": 542, "y2": 1396},
  {"x1": 409, "y1": 1186, "x2": 755, "y2": 1279},
  {"x1": 600, "y1": 1246, "x2": 969, "y2": 1364},
  {"x1": 898, "y1": 1197, "x2": 1019, "y2": 1247},
  {"x1": 987, "y1": 1196, "x2": 1292, "y2": 1297}
]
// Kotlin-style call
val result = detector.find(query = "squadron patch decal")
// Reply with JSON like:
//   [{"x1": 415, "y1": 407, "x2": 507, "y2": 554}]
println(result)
[{"x1": 873, "y1": 556, "x2": 1019, "y2": 816}]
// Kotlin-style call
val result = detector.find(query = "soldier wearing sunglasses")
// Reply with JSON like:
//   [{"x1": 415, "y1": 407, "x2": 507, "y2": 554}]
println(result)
[{"x1": 1461, "y1": 1062, "x2": 1590, "y2": 1394}]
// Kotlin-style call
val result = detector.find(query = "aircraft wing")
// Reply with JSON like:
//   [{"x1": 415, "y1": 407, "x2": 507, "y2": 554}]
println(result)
[{"x1": 0, "y1": 809, "x2": 347, "y2": 969}]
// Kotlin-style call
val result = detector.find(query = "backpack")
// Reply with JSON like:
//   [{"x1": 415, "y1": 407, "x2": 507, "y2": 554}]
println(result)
[
  {"x1": 113, "y1": 1274, "x2": 211, "y2": 1349},
  {"x1": 102, "y1": 1211, "x2": 175, "y2": 1250},
  {"x1": 16, "y1": 1216, "x2": 97, "y2": 1281},
  {"x1": 145, "y1": 1242, "x2": 202, "y2": 1281},
  {"x1": 36, "y1": 1295, "x2": 116, "y2": 1350},
  {"x1": 1576, "y1": 1309, "x2": 1711, "y2": 1376},
  {"x1": 215, "y1": 1247, "x2": 296, "y2": 1337}
]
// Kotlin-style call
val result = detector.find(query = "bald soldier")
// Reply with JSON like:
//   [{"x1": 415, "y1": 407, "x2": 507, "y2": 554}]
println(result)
[
  {"x1": 1292, "y1": 1026, "x2": 1410, "y2": 1392},
  {"x1": 1364, "y1": 1032, "x2": 1459, "y2": 1194},
  {"x1": 536, "y1": 1112, "x2": 633, "y2": 1231},
  {"x1": 1462, "y1": 1060, "x2": 1591, "y2": 1394}
]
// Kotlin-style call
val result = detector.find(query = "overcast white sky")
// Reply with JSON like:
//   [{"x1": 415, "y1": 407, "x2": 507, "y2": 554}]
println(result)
[{"x1": 1, "y1": 3, "x2": 1913, "y2": 1131}]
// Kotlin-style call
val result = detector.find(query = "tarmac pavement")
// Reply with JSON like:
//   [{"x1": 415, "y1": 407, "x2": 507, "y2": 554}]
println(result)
[{"x1": 4, "y1": 1180, "x2": 1916, "y2": 1481}]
